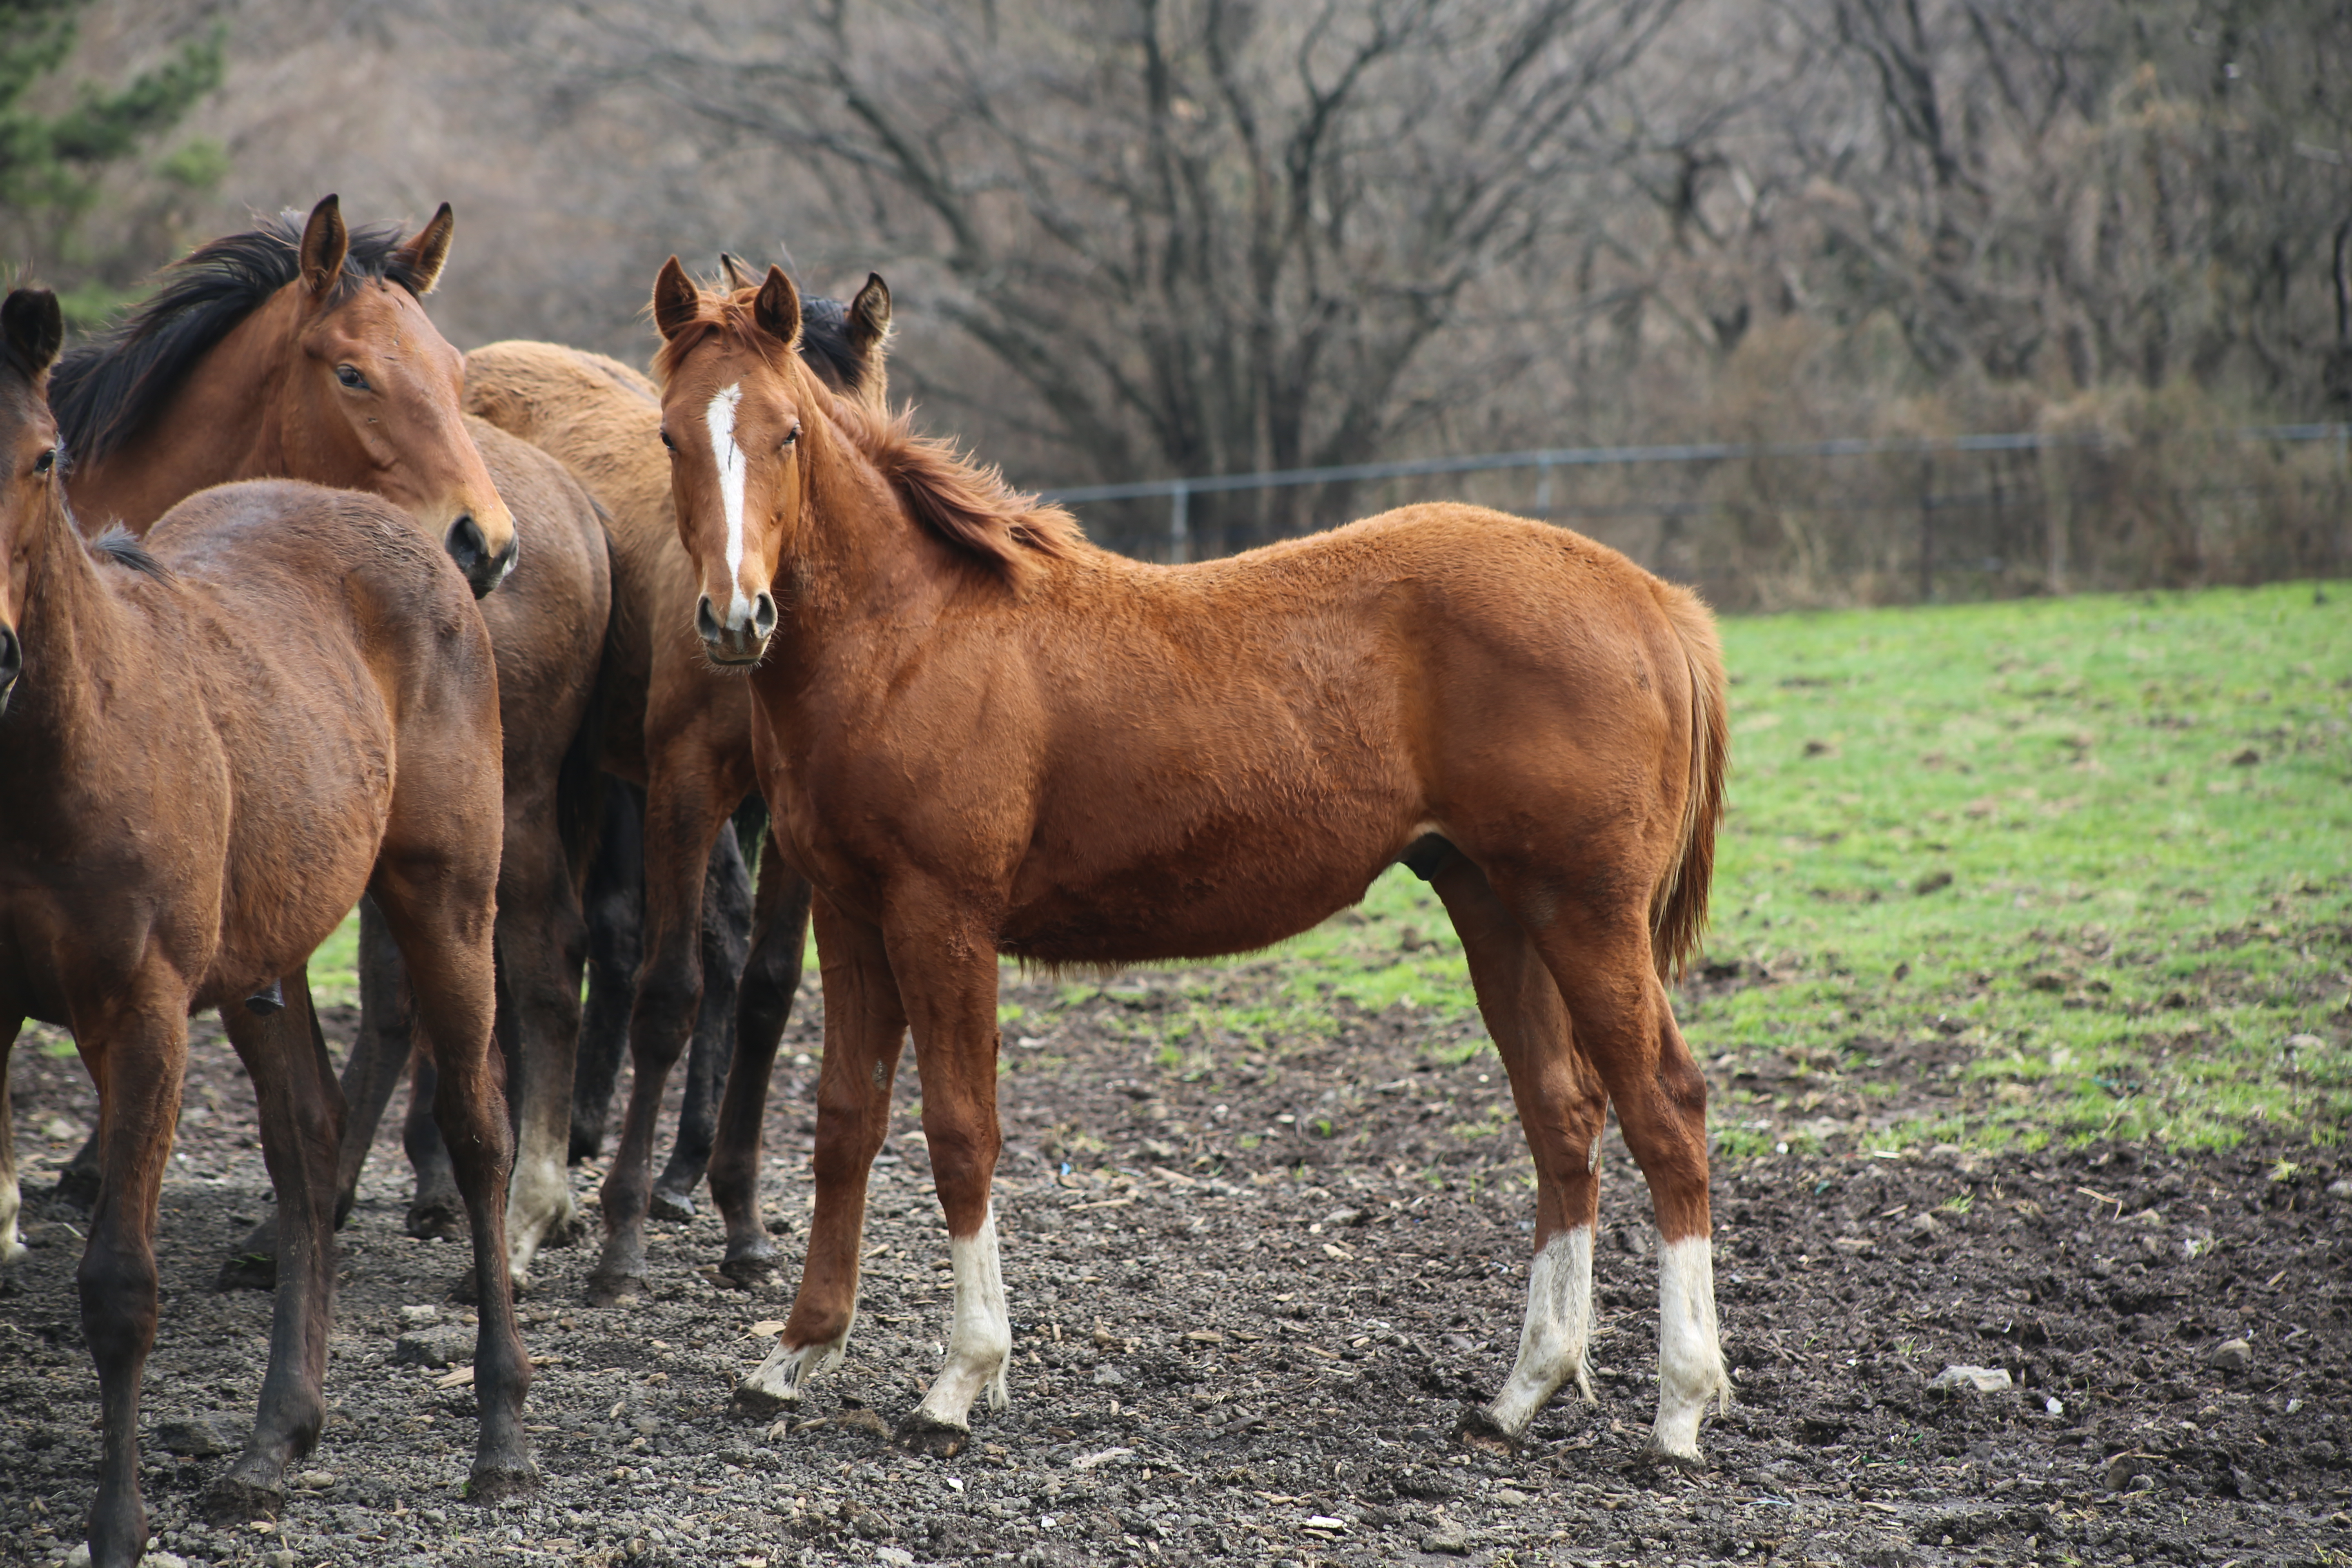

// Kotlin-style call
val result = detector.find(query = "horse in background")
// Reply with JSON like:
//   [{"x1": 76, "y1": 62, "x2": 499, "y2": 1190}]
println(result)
[
  {"x1": 0, "y1": 287, "x2": 532, "y2": 1568},
  {"x1": 461, "y1": 271, "x2": 888, "y2": 1303},
  {"x1": 45, "y1": 195, "x2": 612, "y2": 1283},
  {"x1": 648, "y1": 260, "x2": 1732, "y2": 1462}
]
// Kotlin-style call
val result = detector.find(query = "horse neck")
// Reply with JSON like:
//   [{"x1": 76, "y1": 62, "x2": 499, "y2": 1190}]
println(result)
[
  {"x1": 775, "y1": 407, "x2": 961, "y2": 657},
  {"x1": 67, "y1": 299, "x2": 295, "y2": 533},
  {"x1": 2, "y1": 489, "x2": 131, "y2": 764}
]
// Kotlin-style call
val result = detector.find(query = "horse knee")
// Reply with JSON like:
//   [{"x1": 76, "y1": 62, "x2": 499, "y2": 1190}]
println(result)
[{"x1": 77, "y1": 1241, "x2": 158, "y2": 1352}]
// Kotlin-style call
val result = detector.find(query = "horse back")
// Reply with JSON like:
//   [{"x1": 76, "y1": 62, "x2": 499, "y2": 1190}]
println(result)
[{"x1": 141, "y1": 481, "x2": 502, "y2": 1002}]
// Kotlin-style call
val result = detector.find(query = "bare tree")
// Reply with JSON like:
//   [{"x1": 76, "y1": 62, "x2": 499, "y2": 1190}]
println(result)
[{"x1": 558, "y1": 0, "x2": 1688, "y2": 550}]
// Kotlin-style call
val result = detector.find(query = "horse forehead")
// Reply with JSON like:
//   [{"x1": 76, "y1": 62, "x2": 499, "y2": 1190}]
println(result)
[{"x1": 314, "y1": 283, "x2": 457, "y2": 366}]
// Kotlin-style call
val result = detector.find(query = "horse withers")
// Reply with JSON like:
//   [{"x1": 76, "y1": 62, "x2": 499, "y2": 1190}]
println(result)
[
  {"x1": 0, "y1": 288, "x2": 533, "y2": 1566},
  {"x1": 645, "y1": 260, "x2": 1734, "y2": 1462}
]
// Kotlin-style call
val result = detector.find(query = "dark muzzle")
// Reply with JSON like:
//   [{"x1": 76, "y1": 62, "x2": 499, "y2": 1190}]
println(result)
[{"x1": 445, "y1": 514, "x2": 519, "y2": 599}]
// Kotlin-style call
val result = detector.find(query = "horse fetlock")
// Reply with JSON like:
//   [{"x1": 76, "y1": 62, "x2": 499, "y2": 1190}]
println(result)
[
  {"x1": 732, "y1": 1332, "x2": 847, "y2": 1421},
  {"x1": 1650, "y1": 1232, "x2": 1729, "y2": 1463},
  {"x1": 719, "y1": 1234, "x2": 780, "y2": 1289}
]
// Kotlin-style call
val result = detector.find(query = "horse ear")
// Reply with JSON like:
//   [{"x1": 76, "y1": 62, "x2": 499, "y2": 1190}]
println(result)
[
  {"x1": 299, "y1": 194, "x2": 349, "y2": 298},
  {"x1": 1, "y1": 287, "x2": 63, "y2": 380},
  {"x1": 753, "y1": 265, "x2": 802, "y2": 349},
  {"x1": 718, "y1": 252, "x2": 756, "y2": 292},
  {"x1": 847, "y1": 272, "x2": 892, "y2": 357},
  {"x1": 395, "y1": 202, "x2": 456, "y2": 296},
  {"x1": 652, "y1": 256, "x2": 702, "y2": 341}
]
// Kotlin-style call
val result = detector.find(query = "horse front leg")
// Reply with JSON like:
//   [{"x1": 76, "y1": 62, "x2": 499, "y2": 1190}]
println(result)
[
  {"x1": 889, "y1": 907, "x2": 1011, "y2": 1458},
  {"x1": 76, "y1": 993, "x2": 189, "y2": 1567},
  {"x1": 732, "y1": 893, "x2": 904, "y2": 1419},
  {"x1": 570, "y1": 782, "x2": 645, "y2": 1164},
  {"x1": 709, "y1": 832, "x2": 813, "y2": 1286},
  {"x1": 587, "y1": 769, "x2": 731, "y2": 1305},
  {"x1": 207, "y1": 970, "x2": 345, "y2": 1528}
]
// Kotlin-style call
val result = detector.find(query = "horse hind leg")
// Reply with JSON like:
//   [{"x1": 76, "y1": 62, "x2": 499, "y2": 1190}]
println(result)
[
  {"x1": 570, "y1": 782, "x2": 645, "y2": 1164},
  {"x1": 372, "y1": 835, "x2": 539, "y2": 1502},
  {"x1": 1521, "y1": 899, "x2": 1728, "y2": 1463},
  {"x1": 207, "y1": 972, "x2": 344, "y2": 1529},
  {"x1": 710, "y1": 834, "x2": 815, "y2": 1286},
  {"x1": 1424, "y1": 857, "x2": 1608, "y2": 1451},
  {"x1": 494, "y1": 801, "x2": 592, "y2": 1283},
  {"x1": 651, "y1": 820, "x2": 753, "y2": 1220},
  {"x1": 0, "y1": 1018, "x2": 22, "y2": 1265}
]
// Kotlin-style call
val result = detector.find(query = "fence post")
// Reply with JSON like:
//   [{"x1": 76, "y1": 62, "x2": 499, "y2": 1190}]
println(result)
[
  {"x1": 1169, "y1": 482, "x2": 1191, "y2": 565},
  {"x1": 1534, "y1": 459, "x2": 1553, "y2": 519},
  {"x1": 1917, "y1": 456, "x2": 1935, "y2": 603}
]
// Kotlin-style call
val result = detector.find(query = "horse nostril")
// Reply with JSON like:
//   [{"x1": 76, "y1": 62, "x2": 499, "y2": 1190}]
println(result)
[
  {"x1": 447, "y1": 513, "x2": 487, "y2": 568},
  {"x1": 751, "y1": 591, "x2": 778, "y2": 639},
  {"x1": 695, "y1": 595, "x2": 724, "y2": 646},
  {"x1": 0, "y1": 625, "x2": 18, "y2": 686}
]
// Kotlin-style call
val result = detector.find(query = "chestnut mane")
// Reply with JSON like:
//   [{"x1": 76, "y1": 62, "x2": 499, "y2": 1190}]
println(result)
[{"x1": 655, "y1": 283, "x2": 1085, "y2": 582}]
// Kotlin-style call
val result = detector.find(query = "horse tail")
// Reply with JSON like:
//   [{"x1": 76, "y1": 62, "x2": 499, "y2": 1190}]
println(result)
[
  {"x1": 556, "y1": 506, "x2": 619, "y2": 891},
  {"x1": 1648, "y1": 580, "x2": 1728, "y2": 983}
]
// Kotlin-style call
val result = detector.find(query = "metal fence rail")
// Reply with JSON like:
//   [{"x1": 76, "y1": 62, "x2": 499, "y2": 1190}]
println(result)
[{"x1": 1042, "y1": 424, "x2": 2352, "y2": 588}]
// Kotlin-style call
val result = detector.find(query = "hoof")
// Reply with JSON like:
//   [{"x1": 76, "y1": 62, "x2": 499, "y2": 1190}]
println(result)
[
  {"x1": 729, "y1": 1379, "x2": 796, "y2": 1423},
  {"x1": 214, "y1": 1250, "x2": 277, "y2": 1293},
  {"x1": 583, "y1": 1269, "x2": 644, "y2": 1309},
  {"x1": 1453, "y1": 1405, "x2": 1520, "y2": 1455},
  {"x1": 541, "y1": 1211, "x2": 588, "y2": 1250},
  {"x1": 718, "y1": 1244, "x2": 780, "y2": 1289},
  {"x1": 465, "y1": 1459, "x2": 542, "y2": 1504},
  {"x1": 1640, "y1": 1435, "x2": 1707, "y2": 1471},
  {"x1": 203, "y1": 1472, "x2": 285, "y2": 1525},
  {"x1": 648, "y1": 1188, "x2": 696, "y2": 1223},
  {"x1": 896, "y1": 1412, "x2": 971, "y2": 1458},
  {"x1": 406, "y1": 1198, "x2": 466, "y2": 1242}
]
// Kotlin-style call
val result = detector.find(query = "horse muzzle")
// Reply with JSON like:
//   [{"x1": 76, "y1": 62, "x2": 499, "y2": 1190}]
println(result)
[
  {"x1": 696, "y1": 590, "x2": 777, "y2": 667},
  {"x1": 0, "y1": 623, "x2": 19, "y2": 715},
  {"x1": 445, "y1": 512, "x2": 519, "y2": 599}
]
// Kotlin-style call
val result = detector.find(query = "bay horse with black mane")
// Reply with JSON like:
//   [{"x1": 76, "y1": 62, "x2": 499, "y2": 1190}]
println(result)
[
  {"x1": 459, "y1": 270, "x2": 888, "y2": 1303},
  {"x1": 646, "y1": 260, "x2": 1733, "y2": 1462},
  {"x1": 45, "y1": 195, "x2": 612, "y2": 1284},
  {"x1": 0, "y1": 287, "x2": 532, "y2": 1568}
]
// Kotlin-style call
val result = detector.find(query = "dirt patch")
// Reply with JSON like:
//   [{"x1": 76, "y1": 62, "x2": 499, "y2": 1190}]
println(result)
[{"x1": 4, "y1": 969, "x2": 2349, "y2": 1567}]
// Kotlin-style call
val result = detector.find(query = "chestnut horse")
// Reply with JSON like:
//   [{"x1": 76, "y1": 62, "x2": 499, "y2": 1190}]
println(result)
[
  {"x1": 460, "y1": 277, "x2": 886, "y2": 1303},
  {"x1": 648, "y1": 262, "x2": 1733, "y2": 1461},
  {"x1": 0, "y1": 289, "x2": 532, "y2": 1568},
  {"x1": 48, "y1": 196, "x2": 612, "y2": 1282}
]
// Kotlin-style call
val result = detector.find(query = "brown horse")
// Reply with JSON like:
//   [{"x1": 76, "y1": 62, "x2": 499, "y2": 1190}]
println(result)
[
  {"x1": 49, "y1": 196, "x2": 612, "y2": 1282},
  {"x1": 0, "y1": 288, "x2": 532, "y2": 1568},
  {"x1": 460, "y1": 277, "x2": 886, "y2": 1303},
  {"x1": 647, "y1": 261, "x2": 1734, "y2": 1461}
]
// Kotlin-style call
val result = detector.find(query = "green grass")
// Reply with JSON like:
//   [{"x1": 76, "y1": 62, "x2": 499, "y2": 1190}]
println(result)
[{"x1": 1071, "y1": 578, "x2": 2351, "y2": 1154}]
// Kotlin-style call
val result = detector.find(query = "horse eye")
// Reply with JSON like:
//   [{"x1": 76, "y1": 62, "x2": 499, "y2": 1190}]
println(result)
[
  {"x1": 33, "y1": 447, "x2": 56, "y2": 475},
  {"x1": 659, "y1": 429, "x2": 676, "y2": 452},
  {"x1": 782, "y1": 421, "x2": 801, "y2": 448},
  {"x1": 335, "y1": 364, "x2": 368, "y2": 390}
]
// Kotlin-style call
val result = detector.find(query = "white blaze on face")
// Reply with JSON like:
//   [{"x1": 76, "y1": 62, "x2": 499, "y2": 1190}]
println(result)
[
  {"x1": 704, "y1": 382, "x2": 753, "y2": 628},
  {"x1": 1484, "y1": 1225, "x2": 1595, "y2": 1438},
  {"x1": 914, "y1": 1209, "x2": 1013, "y2": 1430},
  {"x1": 1650, "y1": 1232, "x2": 1731, "y2": 1460}
]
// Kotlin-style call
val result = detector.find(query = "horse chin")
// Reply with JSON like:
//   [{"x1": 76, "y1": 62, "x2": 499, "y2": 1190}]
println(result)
[{"x1": 699, "y1": 637, "x2": 769, "y2": 672}]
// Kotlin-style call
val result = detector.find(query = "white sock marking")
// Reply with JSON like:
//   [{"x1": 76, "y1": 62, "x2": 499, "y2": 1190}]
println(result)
[
  {"x1": 739, "y1": 1310, "x2": 856, "y2": 1410},
  {"x1": 704, "y1": 383, "x2": 753, "y2": 628},
  {"x1": 1485, "y1": 1225, "x2": 1594, "y2": 1437},
  {"x1": 915, "y1": 1210, "x2": 1013, "y2": 1429},
  {"x1": 1650, "y1": 1232, "x2": 1730, "y2": 1459}
]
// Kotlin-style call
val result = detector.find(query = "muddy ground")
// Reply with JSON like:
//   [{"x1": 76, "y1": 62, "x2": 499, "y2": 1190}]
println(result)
[{"x1": 4, "y1": 962, "x2": 2348, "y2": 1568}]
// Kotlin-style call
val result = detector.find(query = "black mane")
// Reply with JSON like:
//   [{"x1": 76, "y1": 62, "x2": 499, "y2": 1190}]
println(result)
[
  {"x1": 89, "y1": 523, "x2": 172, "y2": 581},
  {"x1": 49, "y1": 211, "x2": 429, "y2": 464},
  {"x1": 796, "y1": 294, "x2": 864, "y2": 393}
]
